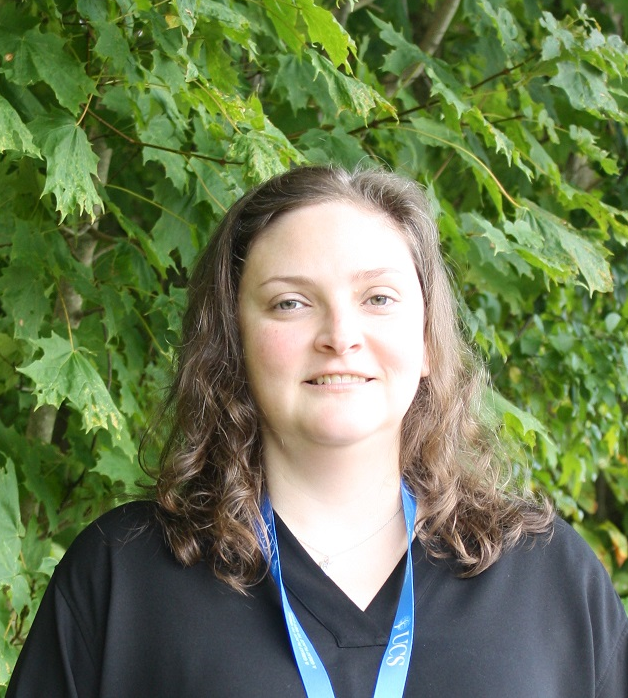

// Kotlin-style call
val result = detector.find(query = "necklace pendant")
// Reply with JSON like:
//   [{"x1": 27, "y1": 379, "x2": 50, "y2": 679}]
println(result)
[{"x1": 318, "y1": 556, "x2": 330, "y2": 571}]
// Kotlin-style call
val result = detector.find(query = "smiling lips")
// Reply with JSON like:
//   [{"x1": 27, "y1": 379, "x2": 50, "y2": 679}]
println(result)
[{"x1": 307, "y1": 374, "x2": 371, "y2": 385}]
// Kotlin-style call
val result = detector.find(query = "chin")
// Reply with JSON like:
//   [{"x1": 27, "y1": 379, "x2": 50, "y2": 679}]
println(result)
[{"x1": 304, "y1": 418, "x2": 393, "y2": 449}]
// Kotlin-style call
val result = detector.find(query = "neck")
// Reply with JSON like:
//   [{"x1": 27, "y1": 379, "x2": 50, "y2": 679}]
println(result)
[{"x1": 262, "y1": 434, "x2": 403, "y2": 535}]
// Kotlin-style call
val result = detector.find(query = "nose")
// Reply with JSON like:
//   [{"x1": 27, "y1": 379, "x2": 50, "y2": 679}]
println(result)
[{"x1": 314, "y1": 305, "x2": 363, "y2": 355}]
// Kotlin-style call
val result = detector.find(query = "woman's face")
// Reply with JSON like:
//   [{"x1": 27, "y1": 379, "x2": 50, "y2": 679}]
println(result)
[{"x1": 238, "y1": 201, "x2": 429, "y2": 453}]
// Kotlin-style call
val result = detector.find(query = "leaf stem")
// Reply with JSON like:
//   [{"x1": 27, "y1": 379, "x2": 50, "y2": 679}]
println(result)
[
  {"x1": 55, "y1": 287, "x2": 75, "y2": 352},
  {"x1": 186, "y1": 158, "x2": 228, "y2": 213},
  {"x1": 77, "y1": 65, "x2": 104, "y2": 128},
  {"x1": 105, "y1": 184, "x2": 195, "y2": 227},
  {"x1": 132, "y1": 307, "x2": 169, "y2": 359},
  {"x1": 433, "y1": 150, "x2": 455, "y2": 181},
  {"x1": 76, "y1": 92, "x2": 95, "y2": 128},
  {"x1": 394, "y1": 124, "x2": 520, "y2": 208}
]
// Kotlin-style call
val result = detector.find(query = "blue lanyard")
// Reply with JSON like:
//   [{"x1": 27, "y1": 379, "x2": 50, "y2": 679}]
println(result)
[{"x1": 261, "y1": 482, "x2": 417, "y2": 698}]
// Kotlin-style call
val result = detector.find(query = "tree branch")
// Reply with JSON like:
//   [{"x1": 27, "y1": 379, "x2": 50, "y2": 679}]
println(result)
[
  {"x1": 335, "y1": 0, "x2": 379, "y2": 28},
  {"x1": 400, "y1": 0, "x2": 462, "y2": 89}
]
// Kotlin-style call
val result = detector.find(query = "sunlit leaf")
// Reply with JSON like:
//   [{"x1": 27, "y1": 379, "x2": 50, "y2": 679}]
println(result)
[
  {"x1": 228, "y1": 125, "x2": 303, "y2": 185},
  {"x1": 309, "y1": 50, "x2": 389, "y2": 120},
  {"x1": 299, "y1": 0, "x2": 355, "y2": 69},
  {"x1": 488, "y1": 391, "x2": 553, "y2": 445},
  {"x1": 528, "y1": 203, "x2": 613, "y2": 294},
  {"x1": 261, "y1": 0, "x2": 304, "y2": 54},
  {"x1": 18, "y1": 333, "x2": 131, "y2": 449}
]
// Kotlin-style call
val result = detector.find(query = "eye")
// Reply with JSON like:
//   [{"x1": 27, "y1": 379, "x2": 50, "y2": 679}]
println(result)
[
  {"x1": 274, "y1": 299, "x2": 304, "y2": 311},
  {"x1": 367, "y1": 294, "x2": 394, "y2": 307}
]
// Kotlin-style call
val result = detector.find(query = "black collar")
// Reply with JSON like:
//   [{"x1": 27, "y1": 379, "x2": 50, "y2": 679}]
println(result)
[{"x1": 274, "y1": 514, "x2": 436, "y2": 648}]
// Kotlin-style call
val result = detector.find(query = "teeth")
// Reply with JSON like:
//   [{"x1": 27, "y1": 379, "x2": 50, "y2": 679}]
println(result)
[{"x1": 313, "y1": 374, "x2": 367, "y2": 385}]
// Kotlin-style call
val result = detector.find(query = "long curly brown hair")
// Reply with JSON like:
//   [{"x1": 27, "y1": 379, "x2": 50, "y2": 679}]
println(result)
[{"x1": 146, "y1": 165, "x2": 553, "y2": 591}]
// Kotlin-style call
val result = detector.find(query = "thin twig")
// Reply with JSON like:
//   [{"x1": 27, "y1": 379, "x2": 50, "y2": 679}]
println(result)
[
  {"x1": 433, "y1": 151, "x2": 455, "y2": 181},
  {"x1": 347, "y1": 55, "x2": 536, "y2": 137},
  {"x1": 87, "y1": 109, "x2": 242, "y2": 166}
]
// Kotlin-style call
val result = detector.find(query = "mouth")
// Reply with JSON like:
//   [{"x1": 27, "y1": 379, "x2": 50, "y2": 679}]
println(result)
[{"x1": 306, "y1": 374, "x2": 372, "y2": 385}]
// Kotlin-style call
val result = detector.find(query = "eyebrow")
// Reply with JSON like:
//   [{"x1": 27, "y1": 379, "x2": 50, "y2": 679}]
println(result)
[{"x1": 259, "y1": 268, "x2": 402, "y2": 288}]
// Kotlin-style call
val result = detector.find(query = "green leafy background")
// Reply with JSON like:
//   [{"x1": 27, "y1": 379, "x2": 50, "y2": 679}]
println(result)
[{"x1": 1, "y1": 0, "x2": 627, "y2": 686}]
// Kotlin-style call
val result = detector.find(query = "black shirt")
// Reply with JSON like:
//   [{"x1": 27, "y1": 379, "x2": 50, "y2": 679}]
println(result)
[{"x1": 7, "y1": 501, "x2": 628, "y2": 697}]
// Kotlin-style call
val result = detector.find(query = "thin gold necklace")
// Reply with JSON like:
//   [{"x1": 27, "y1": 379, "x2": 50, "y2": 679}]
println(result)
[{"x1": 295, "y1": 504, "x2": 403, "y2": 571}]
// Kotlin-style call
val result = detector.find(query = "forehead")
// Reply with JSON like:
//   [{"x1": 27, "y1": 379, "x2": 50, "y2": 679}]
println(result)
[{"x1": 242, "y1": 201, "x2": 415, "y2": 276}]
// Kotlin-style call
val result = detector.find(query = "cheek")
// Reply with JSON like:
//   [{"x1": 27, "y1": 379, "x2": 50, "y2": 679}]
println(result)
[
  {"x1": 243, "y1": 324, "x2": 303, "y2": 381},
  {"x1": 387, "y1": 325, "x2": 427, "y2": 386}
]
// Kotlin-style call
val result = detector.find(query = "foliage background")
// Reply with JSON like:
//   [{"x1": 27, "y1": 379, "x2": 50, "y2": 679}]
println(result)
[{"x1": 1, "y1": 0, "x2": 627, "y2": 687}]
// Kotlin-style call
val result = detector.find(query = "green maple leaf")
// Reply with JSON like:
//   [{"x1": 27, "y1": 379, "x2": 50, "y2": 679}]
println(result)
[
  {"x1": 0, "y1": 264, "x2": 51, "y2": 340},
  {"x1": 6, "y1": 27, "x2": 94, "y2": 115},
  {"x1": 229, "y1": 130, "x2": 294, "y2": 185},
  {"x1": 309, "y1": 51, "x2": 392, "y2": 121},
  {"x1": 539, "y1": 11, "x2": 575, "y2": 59},
  {"x1": 138, "y1": 115, "x2": 188, "y2": 193},
  {"x1": 92, "y1": 20, "x2": 143, "y2": 83},
  {"x1": 461, "y1": 212, "x2": 514, "y2": 256},
  {"x1": 203, "y1": 24, "x2": 239, "y2": 92},
  {"x1": 174, "y1": 0, "x2": 197, "y2": 34},
  {"x1": 29, "y1": 111, "x2": 102, "y2": 220},
  {"x1": 488, "y1": 391, "x2": 554, "y2": 451},
  {"x1": 0, "y1": 95, "x2": 39, "y2": 156},
  {"x1": 262, "y1": 0, "x2": 304, "y2": 55},
  {"x1": 0, "y1": 428, "x2": 65, "y2": 530},
  {"x1": 273, "y1": 54, "x2": 314, "y2": 113},
  {"x1": 93, "y1": 441, "x2": 140, "y2": 488},
  {"x1": 229, "y1": 118, "x2": 305, "y2": 185},
  {"x1": 0, "y1": 455, "x2": 24, "y2": 585},
  {"x1": 107, "y1": 200, "x2": 173, "y2": 277},
  {"x1": 569, "y1": 125, "x2": 619, "y2": 175},
  {"x1": 299, "y1": 127, "x2": 368, "y2": 169},
  {"x1": 18, "y1": 333, "x2": 131, "y2": 449},
  {"x1": 549, "y1": 61, "x2": 622, "y2": 119},
  {"x1": 76, "y1": 0, "x2": 108, "y2": 22},
  {"x1": 476, "y1": 0, "x2": 524, "y2": 58},
  {"x1": 370, "y1": 14, "x2": 422, "y2": 74},
  {"x1": 299, "y1": 0, "x2": 355, "y2": 69},
  {"x1": 526, "y1": 202, "x2": 612, "y2": 294},
  {"x1": 150, "y1": 183, "x2": 201, "y2": 271},
  {"x1": 198, "y1": 0, "x2": 252, "y2": 46},
  {"x1": 552, "y1": 225, "x2": 613, "y2": 294}
]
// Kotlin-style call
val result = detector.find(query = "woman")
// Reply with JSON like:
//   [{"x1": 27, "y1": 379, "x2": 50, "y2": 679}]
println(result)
[{"x1": 7, "y1": 166, "x2": 627, "y2": 697}]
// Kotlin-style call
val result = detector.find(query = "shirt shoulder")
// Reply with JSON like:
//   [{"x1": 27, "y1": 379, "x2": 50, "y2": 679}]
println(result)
[
  {"x1": 511, "y1": 517, "x2": 624, "y2": 594},
  {"x1": 52, "y1": 501, "x2": 172, "y2": 616},
  {"x1": 61, "y1": 499, "x2": 161, "y2": 553},
  {"x1": 507, "y1": 517, "x2": 628, "y2": 694},
  {"x1": 405, "y1": 517, "x2": 628, "y2": 698}
]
